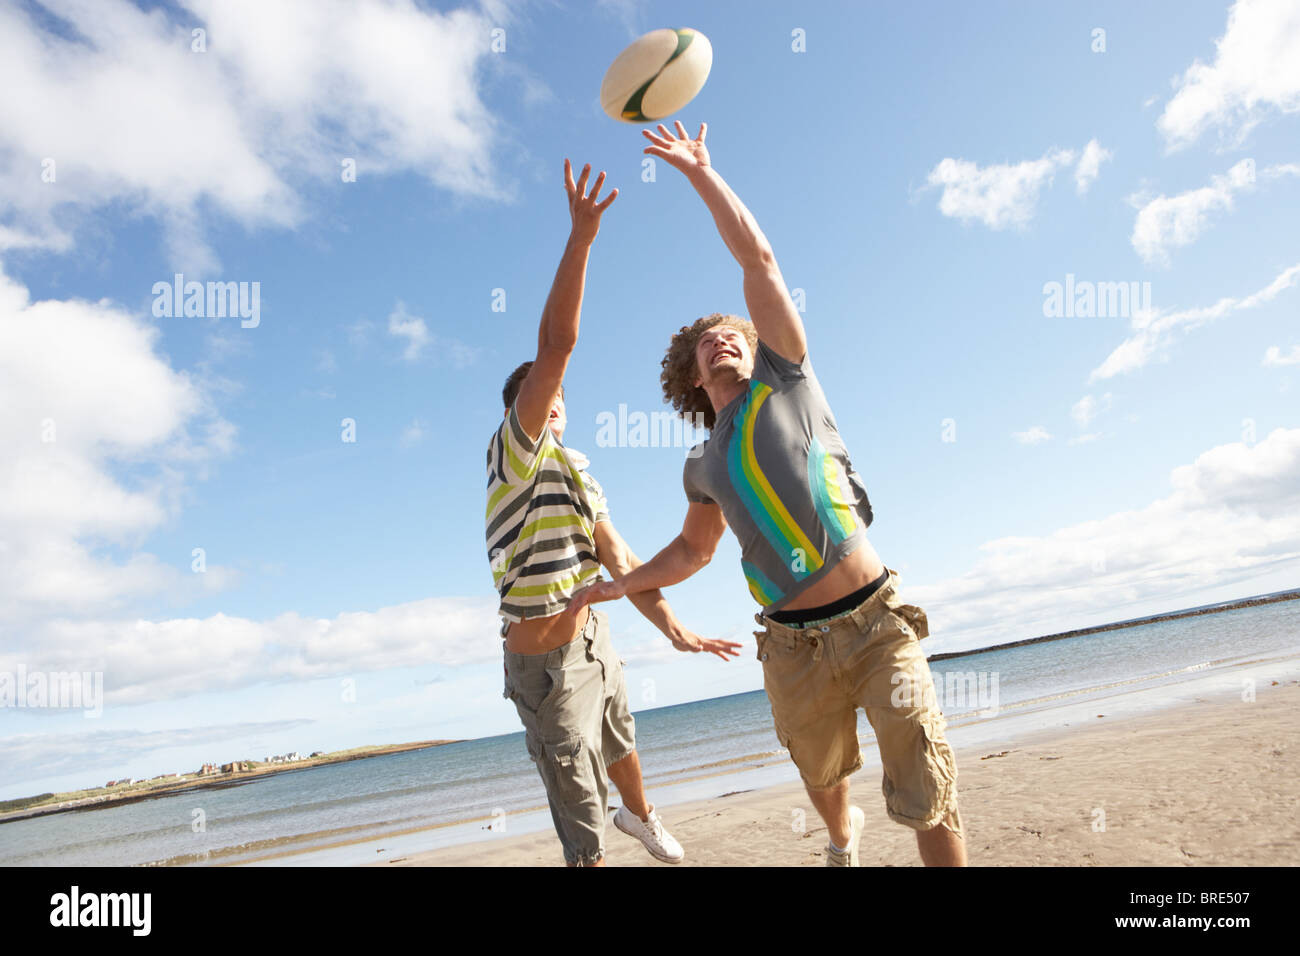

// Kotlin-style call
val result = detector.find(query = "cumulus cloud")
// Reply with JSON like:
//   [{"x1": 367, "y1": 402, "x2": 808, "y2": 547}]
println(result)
[
  {"x1": 1263, "y1": 345, "x2": 1300, "y2": 366},
  {"x1": 0, "y1": 0, "x2": 508, "y2": 269},
  {"x1": 913, "y1": 428, "x2": 1300, "y2": 651},
  {"x1": 388, "y1": 302, "x2": 432, "y2": 361},
  {"x1": 1, "y1": 596, "x2": 502, "y2": 708},
  {"x1": 0, "y1": 265, "x2": 236, "y2": 627},
  {"x1": 1074, "y1": 139, "x2": 1112, "y2": 193},
  {"x1": 925, "y1": 148, "x2": 1074, "y2": 229},
  {"x1": 1071, "y1": 393, "x2": 1112, "y2": 428},
  {"x1": 1129, "y1": 159, "x2": 1296, "y2": 265},
  {"x1": 400, "y1": 419, "x2": 428, "y2": 447},
  {"x1": 1091, "y1": 261, "x2": 1300, "y2": 380},
  {"x1": 1158, "y1": 0, "x2": 1300, "y2": 150},
  {"x1": 1013, "y1": 426, "x2": 1052, "y2": 444},
  {"x1": 386, "y1": 300, "x2": 480, "y2": 365},
  {"x1": 925, "y1": 141, "x2": 1109, "y2": 229}
]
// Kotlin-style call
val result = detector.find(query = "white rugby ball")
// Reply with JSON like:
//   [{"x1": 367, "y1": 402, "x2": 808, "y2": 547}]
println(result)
[{"x1": 600, "y1": 28, "x2": 712, "y2": 123}]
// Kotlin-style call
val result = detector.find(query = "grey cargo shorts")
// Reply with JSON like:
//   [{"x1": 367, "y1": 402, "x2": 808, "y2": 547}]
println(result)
[{"x1": 502, "y1": 608, "x2": 636, "y2": 866}]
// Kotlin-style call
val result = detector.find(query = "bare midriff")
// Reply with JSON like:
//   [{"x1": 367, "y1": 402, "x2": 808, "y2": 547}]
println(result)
[
  {"x1": 779, "y1": 537, "x2": 887, "y2": 612},
  {"x1": 503, "y1": 606, "x2": 590, "y2": 655}
]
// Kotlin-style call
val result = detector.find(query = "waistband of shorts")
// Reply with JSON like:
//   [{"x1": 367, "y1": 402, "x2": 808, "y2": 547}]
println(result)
[
  {"x1": 756, "y1": 568, "x2": 899, "y2": 640},
  {"x1": 502, "y1": 607, "x2": 599, "y2": 667}
]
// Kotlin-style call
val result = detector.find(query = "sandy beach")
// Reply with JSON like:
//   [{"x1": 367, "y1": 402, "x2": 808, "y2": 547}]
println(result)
[{"x1": 378, "y1": 679, "x2": 1300, "y2": 867}]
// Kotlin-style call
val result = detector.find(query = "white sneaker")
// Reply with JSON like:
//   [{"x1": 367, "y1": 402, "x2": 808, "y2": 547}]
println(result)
[
  {"x1": 825, "y1": 806, "x2": 865, "y2": 867},
  {"x1": 613, "y1": 805, "x2": 684, "y2": 864}
]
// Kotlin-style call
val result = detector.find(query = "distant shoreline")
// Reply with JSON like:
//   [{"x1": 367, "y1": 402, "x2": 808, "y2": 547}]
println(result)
[
  {"x1": 8, "y1": 587, "x2": 1298, "y2": 826},
  {"x1": 927, "y1": 588, "x2": 1300, "y2": 663},
  {"x1": 0, "y1": 739, "x2": 461, "y2": 825}
]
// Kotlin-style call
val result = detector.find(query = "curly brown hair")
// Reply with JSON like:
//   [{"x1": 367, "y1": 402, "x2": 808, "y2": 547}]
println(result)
[{"x1": 660, "y1": 313, "x2": 758, "y2": 430}]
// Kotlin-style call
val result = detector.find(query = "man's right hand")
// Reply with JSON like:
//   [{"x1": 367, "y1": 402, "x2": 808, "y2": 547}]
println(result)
[
  {"x1": 567, "y1": 578, "x2": 626, "y2": 616},
  {"x1": 667, "y1": 628, "x2": 744, "y2": 660},
  {"x1": 565, "y1": 159, "x2": 618, "y2": 245}
]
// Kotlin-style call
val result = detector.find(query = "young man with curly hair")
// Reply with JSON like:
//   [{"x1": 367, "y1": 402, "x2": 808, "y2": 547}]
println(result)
[
  {"x1": 571, "y1": 124, "x2": 967, "y2": 867},
  {"x1": 487, "y1": 158, "x2": 741, "y2": 867}
]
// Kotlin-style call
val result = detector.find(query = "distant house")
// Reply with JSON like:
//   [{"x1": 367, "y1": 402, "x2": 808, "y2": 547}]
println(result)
[
  {"x1": 105, "y1": 780, "x2": 117, "y2": 788},
  {"x1": 310, "y1": 751, "x2": 323, "y2": 758}
]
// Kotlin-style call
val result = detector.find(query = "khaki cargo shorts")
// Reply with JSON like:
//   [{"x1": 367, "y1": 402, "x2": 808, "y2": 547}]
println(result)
[
  {"x1": 502, "y1": 608, "x2": 636, "y2": 866},
  {"x1": 755, "y1": 569, "x2": 962, "y2": 836}
]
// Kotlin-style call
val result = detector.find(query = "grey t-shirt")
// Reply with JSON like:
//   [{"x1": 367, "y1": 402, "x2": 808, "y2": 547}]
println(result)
[{"x1": 683, "y1": 340, "x2": 873, "y2": 613}]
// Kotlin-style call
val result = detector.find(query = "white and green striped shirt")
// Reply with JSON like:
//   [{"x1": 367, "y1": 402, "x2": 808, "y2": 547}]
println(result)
[{"x1": 485, "y1": 405, "x2": 610, "y2": 622}]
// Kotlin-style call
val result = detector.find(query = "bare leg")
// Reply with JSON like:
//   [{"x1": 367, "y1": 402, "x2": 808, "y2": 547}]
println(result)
[
  {"x1": 916, "y1": 808, "x2": 967, "y2": 866},
  {"x1": 805, "y1": 778, "x2": 853, "y2": 848},
  {"x1": 606, "y1": 750, "x2": 651, "y2": 820}
]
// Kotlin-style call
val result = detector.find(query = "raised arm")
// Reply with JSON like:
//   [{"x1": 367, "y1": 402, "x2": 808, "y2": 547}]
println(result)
[
  {"x1": 513, "y1": 160, "x2": 619, "y2": 441},
  {"x1": 642, "y1": 121, "x2": 807, "y2": 364},
  {"x1": 592, "y1": 520, "x2": 740, "y2": 660}
]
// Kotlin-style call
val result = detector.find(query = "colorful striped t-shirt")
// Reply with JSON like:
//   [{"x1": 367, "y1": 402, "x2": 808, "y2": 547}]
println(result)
[
  {"x1": 682, "y1": 340, "x2": 874, "y2": 614},
  {"x1": 485, "y1": 406, "x2": 609, "y2": 622}
]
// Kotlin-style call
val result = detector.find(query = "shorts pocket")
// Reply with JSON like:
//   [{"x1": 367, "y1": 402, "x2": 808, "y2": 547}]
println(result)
[
  {"x1": 916, "y1": 712, "x2": 957, "y2": 821},
  {"x1": 543, "y1": 735, "x2": 597, "y2": 805},
  {"x1": 892, "y1": 604, "x2": 930, "y2": 640}
]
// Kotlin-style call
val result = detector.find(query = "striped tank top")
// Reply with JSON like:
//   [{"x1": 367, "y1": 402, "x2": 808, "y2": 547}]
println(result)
[{"x1": 485, "y1": 406, "x2": 609, "y2": 622}]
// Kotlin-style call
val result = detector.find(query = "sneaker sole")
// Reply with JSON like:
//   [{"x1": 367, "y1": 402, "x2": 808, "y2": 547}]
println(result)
[{"x1": 614, "y1": 813, "x2": 684, "y2": 864}]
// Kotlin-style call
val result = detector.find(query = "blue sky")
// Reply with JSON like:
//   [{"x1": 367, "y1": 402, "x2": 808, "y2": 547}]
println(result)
[{"x1": 1, "y1": 0, "x2": 1298, "y2": 799}]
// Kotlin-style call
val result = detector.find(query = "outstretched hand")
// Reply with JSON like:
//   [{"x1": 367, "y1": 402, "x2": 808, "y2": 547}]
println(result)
[
  {"x1": 667, "y1": 629, "x2": 744, "y2": 661},
  {"x1": 642, "y1": 121, "x2": 710, "y2": 175},
  {"x1": 564, "y1": 158, "x2": 618, "y2": 244}
]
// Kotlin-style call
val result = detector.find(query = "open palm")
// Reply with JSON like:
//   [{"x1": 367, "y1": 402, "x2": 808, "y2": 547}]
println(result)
[{"x1": 642, "y1": 121, "x2": 710, "y2": 174}]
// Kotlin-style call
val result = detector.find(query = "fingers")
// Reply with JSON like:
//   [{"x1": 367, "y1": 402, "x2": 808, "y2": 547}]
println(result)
[
  {"x1": 641, "y1": 127, "x2": 669, "y2": 146},
  {"x1": 674, "y1": 119, "x2": 687, "y2": 140},
  {"x1": 587, "y1": 169, "x2": 606, "y2": 202},
  {"x1": 564, "y1": 158, "x2": 576, "y2": 196},
  {"x1": 697, "y1": 121, "x2": 707, "y2": 142},
  {"x1": 594, "y1": 187, "x2": 618, "y2": 212},
  {"x1": 575, "y1": 162, "x2": 591, "y2": 199}
]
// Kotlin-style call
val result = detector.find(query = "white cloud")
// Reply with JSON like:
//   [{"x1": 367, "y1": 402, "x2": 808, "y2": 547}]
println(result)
[
  {"x1": 2, "y1": 596, "x2": 502, "y2": 708},
  {"x1": 925, "y1": 147, "x2": 1075, "y2": 229},
  {"x1": 388, "y1": 301, "x2": 431, "y2": 361},
  {"x1": 1263, "y1": 345, "x2": 1300, "y2": 366},
  {"x1": 0, "y1": 0, "x2": 507, "y2": 268},
  {"x1": 1158, "y1": 0, "x2": 1300, "y2": 150},
  {"x1": 1091, "y1": 261, "x2": 1300, "y2": 380},
  {"x1": 1074, "y1": 139, "x2": 1112, "y2": 193},
  {"x1": 0, "y1": 265, "x2": 235, "y2": 627},
  {"x1": 912, "y1": 427, "x2": 1300, "y2": 650},
  {"x1": 925, "y1": 141, "x2": 1109, "y2": 229},
  {"x1": 400, "y1": 419, "x2": 428, "y2": 447},
  {"x1": 386, "y1": 300, "x2": 480, "y2": 366},
  {"x1": 1013, "y1": 426, "x2": 1052, "y2": 444},
  {"x1": 1128, "y1": 159, "x2": 1274, "y2": 265},
  {"x1": 1071, "y1": 392, "x2": 1112, "y2": 427}
]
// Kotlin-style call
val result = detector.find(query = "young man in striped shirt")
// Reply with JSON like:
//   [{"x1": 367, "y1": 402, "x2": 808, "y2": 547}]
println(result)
[{"x1": 486, "y1": 159, "x2": 741, "y2": 867}]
